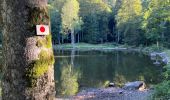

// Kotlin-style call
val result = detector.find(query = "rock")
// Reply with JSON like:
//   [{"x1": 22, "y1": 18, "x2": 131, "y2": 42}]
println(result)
[
  {"x1": 162, "y1": 58, "x2": 169, "y2": 64},
  {"x1": 108, "y1": 83, "x2": 115, "y2": 87},
  {"x1": 153, "y1": 61, "x2": 161, "y2": 65},
  {"x1": 150, "y1": 52, "x2": 157, "y2": 58},
  {"x1": 158, "y1": 52, "x2": 167, "y2": 58},
  {"x1": 150, "y1": 52, "x2": 157, "y2": 60},
  {"x1": 150, "y1": 52, "x2": 169, "y2": 65},
  {"x1": 123, "y1": 81, "x2": 146, "y2": 91}
]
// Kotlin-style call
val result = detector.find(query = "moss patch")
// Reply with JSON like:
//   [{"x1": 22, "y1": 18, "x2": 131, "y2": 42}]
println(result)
[
  {"x1": 26, "y1": 50, "x2": 55, "y2": 87},
  {"x1": 36, "y1": 35, "x2": 52, "y2": 48}
]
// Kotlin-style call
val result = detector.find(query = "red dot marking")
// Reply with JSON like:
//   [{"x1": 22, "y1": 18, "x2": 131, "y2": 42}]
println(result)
[{"x1": 40, "y1": 26, "x2": 45, "y2": 32}]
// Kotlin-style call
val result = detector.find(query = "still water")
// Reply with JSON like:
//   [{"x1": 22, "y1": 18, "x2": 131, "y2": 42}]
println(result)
[{"x1": 54, "y1": 50, "x2": 162, "y2": 96}]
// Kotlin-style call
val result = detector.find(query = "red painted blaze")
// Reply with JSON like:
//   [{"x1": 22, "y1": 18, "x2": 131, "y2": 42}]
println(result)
[{"x1": 40, "y1": 26, "x2": 45, "y2": 32}]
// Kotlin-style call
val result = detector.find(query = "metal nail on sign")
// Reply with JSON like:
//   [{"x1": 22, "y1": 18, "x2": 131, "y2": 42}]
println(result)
[{"x1": 36, "y1": 25, "x2": 49, "y2": 35}]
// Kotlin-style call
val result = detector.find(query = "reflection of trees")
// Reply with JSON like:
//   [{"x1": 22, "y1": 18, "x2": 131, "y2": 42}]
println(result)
[
  {"x1": 56, "y1": 63, "x2": 80, "y2": 96},
  {"x1": 55, "y1": 50, "x2": 162, "y2": 93},
  {"x1": 71, "y1": 49, "x2": 75, "y2": 67},
  {"x1": 114, "y1": 73, "x2": 126, "y2": 87},
  {"x1": 112, "y1": 51, "x2": 162, "y2": 86}
]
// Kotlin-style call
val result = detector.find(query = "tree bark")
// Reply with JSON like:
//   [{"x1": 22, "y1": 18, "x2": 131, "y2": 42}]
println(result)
[
  {"x1": 61, "y1": 35, "x2": 64, "y2": 44},
  {"x1": 117, "y1": 31, "x2": 120, "y2": 43},
  {"x1": 77, "y1": 32, "x2": 80, "y2": 43},
  {"x1": 58, "y1": 33, "x2": 61, "y2": 45},
  {"x1": 1, "y1": 0, "x2": 55, "y2": 99}
]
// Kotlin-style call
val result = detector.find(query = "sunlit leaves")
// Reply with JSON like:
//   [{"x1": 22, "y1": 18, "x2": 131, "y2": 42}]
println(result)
[{"x1": 61, "y1": 0, "x2": 83, "y2": 33}]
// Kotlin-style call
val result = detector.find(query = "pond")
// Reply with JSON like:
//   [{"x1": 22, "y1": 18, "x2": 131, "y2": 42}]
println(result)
[{"x1": 54, "y1": 50, "x2": 163, "y2": 97}]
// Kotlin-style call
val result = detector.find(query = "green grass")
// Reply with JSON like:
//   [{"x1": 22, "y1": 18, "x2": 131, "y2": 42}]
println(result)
[{"x1": 55, "y1": 43, "x2": 123, "y2": 50}]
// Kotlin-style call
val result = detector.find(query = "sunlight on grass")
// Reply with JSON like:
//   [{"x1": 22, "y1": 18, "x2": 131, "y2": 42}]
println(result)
[{"x1": 56, "y1": 43, "x2": 117, "y2": 49}]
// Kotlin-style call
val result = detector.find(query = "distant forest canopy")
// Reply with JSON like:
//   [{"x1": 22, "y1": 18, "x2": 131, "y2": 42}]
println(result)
[
  {"x1": 48, "y1": 0, "x2": 170, "y2": 47},
  {"x1": 0, "y1": 0, "x2": 169, "y2": 47}
]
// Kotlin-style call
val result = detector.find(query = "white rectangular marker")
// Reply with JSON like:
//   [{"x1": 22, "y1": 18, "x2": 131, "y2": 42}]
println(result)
[{"x1": 36, "y1": 25, "x2": 49, "y2": 35}]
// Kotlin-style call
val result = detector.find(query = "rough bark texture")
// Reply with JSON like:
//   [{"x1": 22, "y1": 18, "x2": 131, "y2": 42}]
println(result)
[
  {"x1": 0, "y1": 0, "x2": 3, "y2": 28},
  {"x1": 1, "y1": 0, "x2": 55, "y2": 100}
]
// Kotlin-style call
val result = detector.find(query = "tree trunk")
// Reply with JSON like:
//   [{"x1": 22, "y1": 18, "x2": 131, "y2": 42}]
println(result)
[
  {"x1": 61, "y1": 35, "x2": 64, "y2": 44},
  {"x1": 117, "y1": 31, "x2": 120, "y2": 43},
  {"x1": 58, "y1": 33, "x2": 61, "y2": 45},
  {"x1": 1, "y1": 0, "x2": 55, "y2": 99},
  {"x1": 77, "y1": 32, "x2": 80, "y2": 43},
  {"x1": 157, "y1": 40, "x2": 159, "y2": 50},
  {"x1": 81, "y1": 31, "x2": 84, "y2": 41},
  {"x1": 71, "y1": 29, "x2": 75, "y2": 49}
]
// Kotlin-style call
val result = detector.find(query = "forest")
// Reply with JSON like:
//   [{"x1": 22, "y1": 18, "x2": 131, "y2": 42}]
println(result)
[
  {"x1": 0, "y1": 0, "x2": 170, "y2": 100},
  {"x1": 48, "y1": 0, "x2": 170, "y2": 48}
]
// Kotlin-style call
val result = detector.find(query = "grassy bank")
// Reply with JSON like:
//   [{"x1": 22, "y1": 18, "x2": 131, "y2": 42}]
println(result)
[
  {"x1": 54, "y1": 43, "x2": 165, "y2": 54},
  {"x1": 54, "y1": 43, "x2": 125, "y2": 50}
]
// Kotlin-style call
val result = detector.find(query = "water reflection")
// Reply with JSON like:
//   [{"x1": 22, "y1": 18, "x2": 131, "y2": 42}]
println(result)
[
  {"x1": 54, "y1": 50, "x2": 162, "y2": 96},
  {"x1": 55, "y1": 59, "x2": 80, "y2": 96}
]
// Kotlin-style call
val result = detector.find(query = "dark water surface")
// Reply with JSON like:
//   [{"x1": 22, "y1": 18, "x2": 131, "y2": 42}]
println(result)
[{"x1": 54, "y1": 50, "x2": 162, "y2": 96}]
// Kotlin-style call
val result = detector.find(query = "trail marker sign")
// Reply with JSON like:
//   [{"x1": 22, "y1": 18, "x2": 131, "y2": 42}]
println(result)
[{"x1": 36, "y1": 25, "x2": 49, "y2": 35}]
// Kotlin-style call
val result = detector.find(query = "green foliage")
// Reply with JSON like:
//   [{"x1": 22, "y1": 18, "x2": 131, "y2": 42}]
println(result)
[
  {"x1": 153, "y1": 50, "x2": 170, "y2": 99},
  {"x1": 56, "y1": 64, "x2": 80, "y2": 96},
  {"x1": 143, "y1": 0, "x2": 170, "y2": 46},
  {"x1": 153, "y1": 81, "x2": 170, "y2": 99},
  {"x1": 26, "y1": 50, "x2": 55, "y2": 87},
  {"x1": 163, "y1": 64, "x2": 170, "y2": 79},
  {"x1": 79, "y1": 0, "x2": 112, "y2": 43},
  {"x1": 61, "y1": 0, "x2": 81, "y2": 33},
  {"x1": 116, "y1": 0, "x2": 143, "y2": 45}
]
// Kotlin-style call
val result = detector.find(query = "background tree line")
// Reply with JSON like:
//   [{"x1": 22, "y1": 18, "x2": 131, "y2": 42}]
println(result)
[
  {"x1": 0, "y1": 0, "x2": 169, "y2": 47},
  {"x1": 47, "y1": 0, "x2": 170, "y2": 48}
]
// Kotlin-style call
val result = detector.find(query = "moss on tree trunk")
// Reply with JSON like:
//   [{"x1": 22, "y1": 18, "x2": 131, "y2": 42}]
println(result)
[{"x1": 1, "y1": 0, "x2": 55, "y2": 99}]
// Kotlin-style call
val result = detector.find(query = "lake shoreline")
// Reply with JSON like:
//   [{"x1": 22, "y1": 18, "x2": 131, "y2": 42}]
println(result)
[
  {"x1": 69, "y1": 81, "x2": 154, "y2": 100},
  {"x1": 71, "y1": 87, "x2": 153, "y2": 100},
  {"x1": 54, "y1": 43, "x2": 170, "y2": 100},
  {"x1": 54, "y1": 43, "x2": 170, "y2": 64}
]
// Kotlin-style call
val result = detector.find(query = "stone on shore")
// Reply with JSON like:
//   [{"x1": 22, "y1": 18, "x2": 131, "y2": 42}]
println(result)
[
  {"x1": 108, "y1": 83, "x2": 115, "y2": 87},
  {"x1": 123, "y1": 81, "x2": 146, "y2": 91}
]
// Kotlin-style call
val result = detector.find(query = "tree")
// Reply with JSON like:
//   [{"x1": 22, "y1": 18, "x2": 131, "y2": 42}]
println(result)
[
  {"x1": 79, "y1": 0, "x2": 112, "y2": 43},
  {"x1": 143, "y1": 0, "x2": 170, "y2": 47},
  {"x1": 1, "y1": 0, "x2": 55, "y2": 99},
  {"x1": 0, "y1": 0, "x2": 2, "y2": 43},
  {"x1": 56, "y1": 64, "x2": 79, "y2": 96},
  {"x1": 49, "y1": 4, "x2": 62, "y2": 44},
  {"x1": 116, "y1": 0, "x2": 143, "y2": 45},
  {"x1": 61, "y1": 0, "x2": 81, "y2": 48}
]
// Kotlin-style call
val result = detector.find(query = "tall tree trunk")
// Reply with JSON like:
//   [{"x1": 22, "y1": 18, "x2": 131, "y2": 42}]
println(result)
[
  {"x1": 1, "y1": 0, "x2": 55, "y2": 99},
  {"x1": 80, "y1": 30, "x2": 83, "y2": 42},
  {"x1": 61, "y1": 35, "x2": 64, "y2": 44},
  {"x1": 81, "y1": 31, "x2": 83, "y2": 42},
  {"x1": 117, "y1": 31, "x2": 120, "y2": 43},
  {"x1": 71, "y1": 29, "x2": 75, "y2": 49},
  {"x1": 58, "y1": 33, "x2": 61, "y2": 45},
  {"x1": 157, "y1": 40, "x2": 159, "y2": 50},
  {"x1": 78, "y1": 32, "x2": 80, "y2": 43}
]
